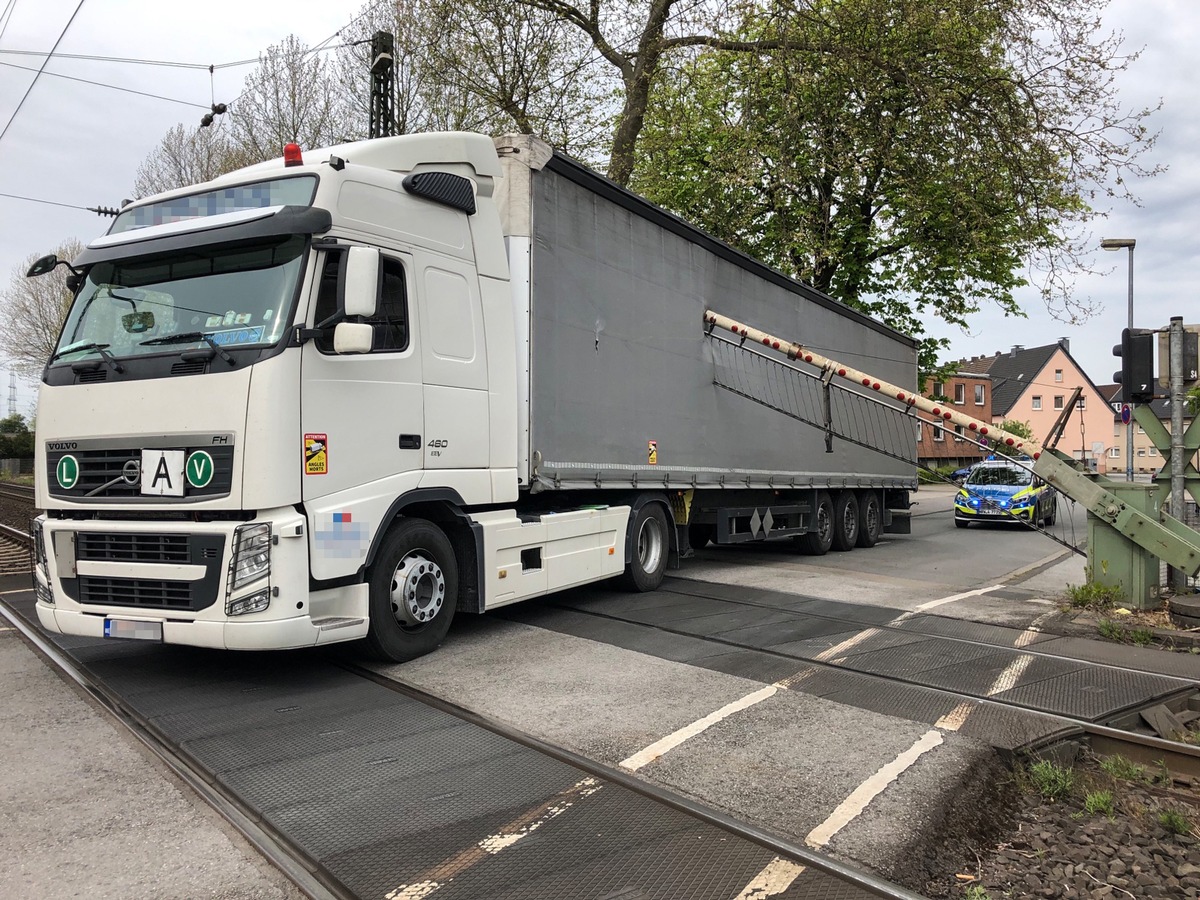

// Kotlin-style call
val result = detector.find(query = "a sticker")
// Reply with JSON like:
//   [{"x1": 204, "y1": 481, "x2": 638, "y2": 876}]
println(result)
[
  {"x1": 186, "y1": 450, "x2": 214, "y2": 488},
  {"x1": 314, "y1": 510, "x2": 370, "y2": 559},
  {"x1": 648, "y1": 440, "x2": 658, "y2": 465},
  {"x1": 305, "y1": 433, "x2": 328, "y2": 475},
  {"x1": 209, "y1": 326, "x2": 264, "y2": 346},
  {"x1": 56, "y1": 454, "x2": 79, "y2": 489}
]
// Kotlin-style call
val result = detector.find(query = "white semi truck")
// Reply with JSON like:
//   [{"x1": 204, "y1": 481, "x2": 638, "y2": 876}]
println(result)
[{"x1": 28, "y1": 133, "x2": 917, "y2": 662}]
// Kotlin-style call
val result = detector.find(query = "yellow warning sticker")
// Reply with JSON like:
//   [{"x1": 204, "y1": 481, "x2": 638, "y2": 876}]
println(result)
[
  {"x1": 648, "y1": 440, "x2": 658, "y2": 466},
  {"x1": 305, "y1": 433, "x2": 328, "y2": 475}
]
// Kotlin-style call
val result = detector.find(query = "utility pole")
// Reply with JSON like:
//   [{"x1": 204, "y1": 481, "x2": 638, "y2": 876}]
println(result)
[
  {"x1": 368, "y1": 31, "x2": 396, "y2": 139},
  {"x1": 1170, "y1": 317, "x2": 1189, "y2": 591},
  {"x1": 8, "y1": 373, "x2": 16, "y2": 418}
]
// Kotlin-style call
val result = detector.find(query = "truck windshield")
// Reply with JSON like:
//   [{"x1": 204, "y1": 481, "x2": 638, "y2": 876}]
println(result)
[{"x1": 52, "y1": 235, "x2": 306, "y2": 364}]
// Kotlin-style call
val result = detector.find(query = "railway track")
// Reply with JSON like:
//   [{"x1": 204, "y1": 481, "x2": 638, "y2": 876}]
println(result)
[
  {"x1": 0, "y1": 590, "x2": 925, "y2": 900},
  {"x1": 501, "y1": 578, "x2": 1200, "y2": 782},
  {"x1": 0, "y1": 482, "x2": 34, "y2": 504},
  {"x1": 0, "y1": 521, "x2": 30, "y2": 575}
]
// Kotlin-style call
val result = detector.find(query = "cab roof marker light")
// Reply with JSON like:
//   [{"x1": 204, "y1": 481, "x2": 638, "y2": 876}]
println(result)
[{"x1": 283, "y1": 143, "x2": 303, "y2": 167}]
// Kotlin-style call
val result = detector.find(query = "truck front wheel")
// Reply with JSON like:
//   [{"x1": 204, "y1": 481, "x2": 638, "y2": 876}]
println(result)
[
  {"x1": 621, "y1": 504, "x2": 669, "y2": 592},
  {"x1": 363, "y1": 517, "x2": 458, "y2": 662}
]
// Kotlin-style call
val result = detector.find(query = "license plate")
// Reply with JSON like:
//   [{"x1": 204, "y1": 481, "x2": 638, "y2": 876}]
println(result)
[
  {"x1": 979, "y1": 507, "x2": 1004, "y2": 516},
  {"x1": 104, "y1": 618, "x2": 163, "y2": 641}
]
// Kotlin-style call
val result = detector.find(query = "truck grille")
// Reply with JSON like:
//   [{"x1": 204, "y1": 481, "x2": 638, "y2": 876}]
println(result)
[
  {"x1": 46, "y1": 445, "x2": 234, "y2": 500},
  {"x1": 61, "y1": 532, "x2": 226, "y2": 612},
  {"x1": 79, "y1": 576, "x2": 194, "y2": 609},
  {"x1": 77, "y1": 533, "x2": 191, "y2": 563}
]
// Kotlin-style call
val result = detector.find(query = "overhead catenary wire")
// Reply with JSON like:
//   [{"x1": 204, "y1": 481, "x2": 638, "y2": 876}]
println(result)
[
  {"x1": 0, "y1": 59, "x2": 211, "y2": 109},
  {"x1": 0, "y1": 0, "x2": 87, "y2": 147}
]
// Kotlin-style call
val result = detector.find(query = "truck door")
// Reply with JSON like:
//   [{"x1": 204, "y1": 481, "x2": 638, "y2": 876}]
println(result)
[{"x1": 300, "y1": 247, "x2": 424, "y2": 501}]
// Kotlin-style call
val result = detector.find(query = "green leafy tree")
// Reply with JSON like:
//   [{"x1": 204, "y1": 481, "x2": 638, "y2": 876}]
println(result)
[
  {"x1": 0, "y1": 240, "x2": 83, "y2": 376},
  {"x1": 991, "y1": 419, "x2": 1036, "y2": 456},
  {"x1": 0, "y1": 414, "x2": 33, "y2": 459},
  {"x1": 630, "y1": 0, "x2": 1159, "y2": 376}
]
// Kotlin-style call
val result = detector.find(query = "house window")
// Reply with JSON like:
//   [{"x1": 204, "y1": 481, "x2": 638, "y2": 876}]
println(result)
[
  {"x1": 1137, "y1": 448, "x2": 1146, "y2": 457},
  {"x1": 1055, "y1": 369, "x2": 1064, "y2": 382},
  {"x1": 974, "y1": 384, "x2": 985, "y2": 405},
  {"x1": 954, "y1": 425, "x2": 964, "y2": 442},
  {"x1": 932, "y1": 381, "x2": 944, "y2": 399},
  {"x1": 933, "y1": 425, "x2": 944, "y2": 442},
  {"x1": 1032, "y1": 396, "x2": 1042, "y2": 411},
  {"x1": 954, "y1": 384, "x2": 966, "y2": 404},
  {"x1": 1108, "y1": 447, "x2": 1120, "y2": 458},
  {"x1": 1149, "y1": 447, "x2": 1159, "y2": 456},
  {"x1": 1054, "y1": 396, "x2": 1064, "y2": 410},
  {"x1": 1137, "y1": 426, "x2": 1145, "y2": 435}
]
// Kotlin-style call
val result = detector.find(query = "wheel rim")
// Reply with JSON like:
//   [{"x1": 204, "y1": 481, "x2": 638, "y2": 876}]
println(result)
[
  {"x1": 637, "y1": 516, "x2": 665, "y2": 574},
  {"x1": 390, "y1": 550, "x2": 446, "y2": 629},
  {"x1": 817, "y1": 504, "x2": 832, "y2": 544},
  {"x1": 864, "y1": 500, "x2": 879, "y2": 537},
  {"x1": 843, "y1": 502, "x2": 857, "y2": 539}
]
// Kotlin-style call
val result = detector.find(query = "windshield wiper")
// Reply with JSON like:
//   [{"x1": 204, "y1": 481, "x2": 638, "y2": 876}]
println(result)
[
  {"x1": 141, "y1": 332, "x2": 235, "y2": 366},
  {"x1": 48, "y1": 342, "x2": 124, "y2": 373}
]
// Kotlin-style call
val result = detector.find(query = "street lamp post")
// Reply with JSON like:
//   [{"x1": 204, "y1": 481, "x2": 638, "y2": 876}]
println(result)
[{"x1": 1102, "y1": 237, "x2": 1136, "y2": 480}]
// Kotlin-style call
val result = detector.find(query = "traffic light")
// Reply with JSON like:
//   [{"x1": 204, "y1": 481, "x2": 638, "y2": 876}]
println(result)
[{"x1": 1113, "y1": 327, "x2": 1155, "y2": 402}]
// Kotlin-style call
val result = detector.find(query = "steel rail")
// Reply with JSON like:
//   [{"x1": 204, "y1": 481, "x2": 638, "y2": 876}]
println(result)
[
  {"x1": 546, "y1": 589, "x2": 1200, "y2": 779},
  {"x1": 346, "y1": 661, "x2": 929, "y2": 900},
  {"x1": 0, "y1": 589, "x2": 925, "y2": 900},
  {"x1": 0, "y1": 598, "x2": 349, "y2": 900},
  {"x1": 0, "y1": 521, "x2": 31, "y2": 546},
  {"x1": 0, "y1": 482, "x2": 35, "y2": 503}
]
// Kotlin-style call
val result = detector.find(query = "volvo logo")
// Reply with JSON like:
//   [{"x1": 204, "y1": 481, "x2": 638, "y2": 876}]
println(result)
[
  {"x1": 121, "y1": 459, "x2": 141, "y2": 485},
  {"x1": 47, "y1": 441, "x2": 78, "y2": 451}
]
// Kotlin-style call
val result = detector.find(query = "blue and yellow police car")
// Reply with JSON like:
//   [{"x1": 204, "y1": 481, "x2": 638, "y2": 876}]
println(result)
[{"x1": 953, "y1": 458, "x2": 1057, "y2": 529}]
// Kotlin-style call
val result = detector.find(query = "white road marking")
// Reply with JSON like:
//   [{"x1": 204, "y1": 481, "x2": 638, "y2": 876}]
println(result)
[
  {"x1": 619, "y1": 685, "x2": 778, "y2": 771},
  {"x1": 909, "y1": 585, "x2": 1006, "y2": 615},
  {"x1": 935, "y1": 701, "x2": 976, "y2": 732},
  {"x1": 0, "y1": 588, "x2": 32, "y2": 595},
  {"x1": 805, "y1": 729, "x2": 943, "y2": 848},
  {"x1": 733, "y1": 857, "x2": 806, "y2": 898},
  {"x1": 774, "y1": 667, "x2": 819, "y2": 690},
  {"x1": 813, "y1": 629, "x2": 881, "y2": 661},
  {"x1": 986, "y1": 654, "x2": 1035, "y2": 696},
  {"x1": 383, "y1": 777, "x2": 603, "y2": 900}
]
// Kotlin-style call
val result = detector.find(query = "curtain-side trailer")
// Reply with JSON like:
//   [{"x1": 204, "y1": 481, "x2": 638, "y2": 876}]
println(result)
[{"x1": 29, "y1": 132, "x2": 917, "y2": 662}]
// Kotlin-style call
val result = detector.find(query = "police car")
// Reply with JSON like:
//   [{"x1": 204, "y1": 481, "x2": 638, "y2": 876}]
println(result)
[{"x1": 953, "y1": 457, "x2": 1057, "y2": 529}]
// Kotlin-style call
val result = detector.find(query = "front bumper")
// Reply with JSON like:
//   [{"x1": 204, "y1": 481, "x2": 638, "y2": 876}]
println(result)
[{"x1": 31, "y1": 508, "x2": 368, "y2": 650}]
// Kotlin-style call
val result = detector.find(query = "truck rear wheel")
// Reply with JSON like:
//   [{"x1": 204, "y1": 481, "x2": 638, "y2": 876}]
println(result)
[
  {"x1": 856, "y1": 490, "x2": 883, "y2": 548},
  {"x1": 831, "y1": 491, "x2": 859, "y2": 551},
  {"x1": 621, "y1": 504, "x2": 669, "y2": 592},
  {"x1": 798, "y1": 491, "x2": 834, "y2": 555},
  {"x1": 363, "y1": 517, "x2": 458, "y2": 662}
]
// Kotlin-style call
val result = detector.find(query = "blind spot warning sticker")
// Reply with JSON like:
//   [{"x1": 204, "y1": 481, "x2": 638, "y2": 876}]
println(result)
[
  {"x1": 305, "y1": 433, "x2": 328, "y2": 475},
  {"x1": 648, "y1": 440, "x2": 658, "y2": 465}
]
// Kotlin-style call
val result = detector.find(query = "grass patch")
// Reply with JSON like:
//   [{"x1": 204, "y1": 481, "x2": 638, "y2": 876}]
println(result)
[
  {"x1": 1130, "y1": 627, "x2": 1156, "y2": 647},
  {"x1": 1159, "y1": 808, "x2": 1192, "y2": 835},
  {"x1": 1098, "y1": 619, "x2": 1125, "y2": 641},
  {"x1": 962, "y1": 886, "x2": 991, "y2": 900},
  {"x1": 1084, "y1": 790, "x2": 1115, "y2": 816},
  {"x1": 1066, "y1": 580, "x2": 1124, "y2": 610},
  {"x1": 1099, "y1": 754, "x2": 1146, "y2": 782},
  {"x1": 1028, "y1": 760, "x2": 1075, "y2": 801}
]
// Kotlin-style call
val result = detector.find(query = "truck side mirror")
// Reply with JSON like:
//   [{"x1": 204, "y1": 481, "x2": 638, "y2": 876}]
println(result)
[
  {"x1": 342, "y1": 247, "x2": 380, "y2": 318},
  {"x1": 333, "y1": 322, "x2": 374, "y2": 354}
]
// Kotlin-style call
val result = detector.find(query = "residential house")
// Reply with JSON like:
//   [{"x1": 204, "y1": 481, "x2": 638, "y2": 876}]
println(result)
[
  {"x1": 957, "y1": 340, "x2": 1114, "y2": 473},
  {"x1": 917, "y1": 372, "x2": 993, "y2": 470},
  {"x1": 1099, "y1": 384, "x2": 1194, "y2": 477}
]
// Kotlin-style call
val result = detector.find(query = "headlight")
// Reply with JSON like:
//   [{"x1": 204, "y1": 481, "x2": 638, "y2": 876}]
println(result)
[
  {"x1": 227, "y1": 588, "x2": 271, "y2": 617},
  {"x1": 31, "y1": 519, "x2": 47, "y2": 573},
  {"x1": 229, "y1": 523, "x2": 272, "y2": 591}
]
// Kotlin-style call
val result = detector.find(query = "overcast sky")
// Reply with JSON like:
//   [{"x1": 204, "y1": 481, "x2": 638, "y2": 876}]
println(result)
[{"x1": 0, "y1": 0, "x2": 1194, "y2": 416}]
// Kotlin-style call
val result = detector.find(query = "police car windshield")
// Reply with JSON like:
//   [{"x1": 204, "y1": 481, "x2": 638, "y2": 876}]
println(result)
[{"x1": 967, "y1": 465, "x2": 1032, "y2": 487}]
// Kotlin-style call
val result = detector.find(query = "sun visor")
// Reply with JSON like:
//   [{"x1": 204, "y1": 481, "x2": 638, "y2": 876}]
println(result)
[{"x1": 73, "y1": 206, "x2": 332, "y2": 268}]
